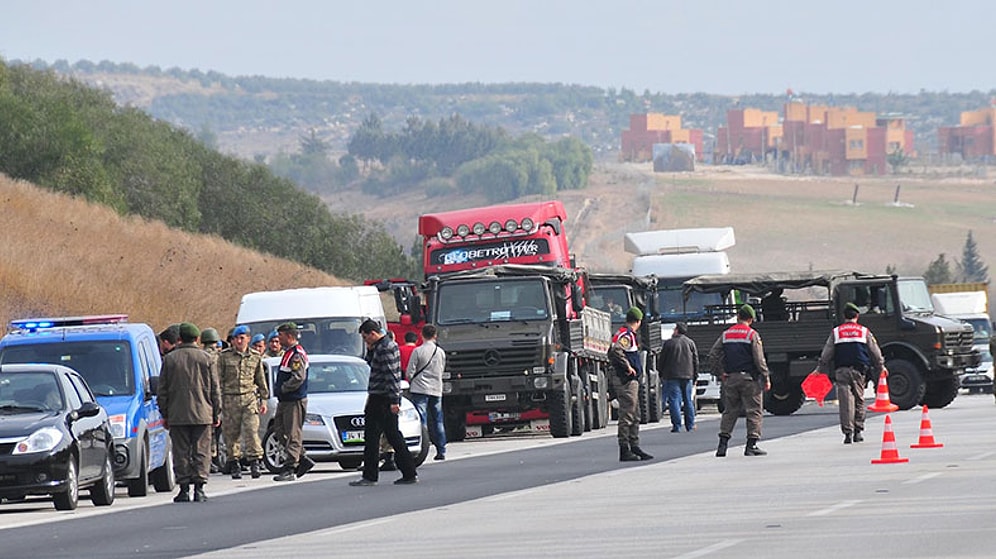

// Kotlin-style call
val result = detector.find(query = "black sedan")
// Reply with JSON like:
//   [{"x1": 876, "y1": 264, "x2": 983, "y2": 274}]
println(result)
[{"x1": 0, "y1": 364, "x2": 115, "y2": 510}]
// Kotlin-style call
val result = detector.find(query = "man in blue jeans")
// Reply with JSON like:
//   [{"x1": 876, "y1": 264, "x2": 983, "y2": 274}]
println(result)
[
  {"x1": 659, "y1": 322, "x2": 698, "y2": 432},
  {"x1": 405, "y1": 324, "x2": 447, "y2": 460}
]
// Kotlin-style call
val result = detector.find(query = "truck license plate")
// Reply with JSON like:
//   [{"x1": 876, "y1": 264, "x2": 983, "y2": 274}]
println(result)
[{"x1": 484, "y1": 393, "x2": 506, "y2": 402}]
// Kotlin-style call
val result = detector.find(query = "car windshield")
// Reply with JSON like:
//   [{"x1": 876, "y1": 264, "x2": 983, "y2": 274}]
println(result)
[
  {"x1": 0, "y1": 341, "x2": 133, "y2": 397},
  {"x1": 243, "y1": 318, "x2": 365, "y2": 358},
  {"x1": 270, "y1": 360, "x2": 369, "y2": 394},
  {"x1": 0, "y1": 372, "x2": 64, "y2": 413},
  {"x1": 436, "y1": 279, "x2": 550, "y2": 325}
]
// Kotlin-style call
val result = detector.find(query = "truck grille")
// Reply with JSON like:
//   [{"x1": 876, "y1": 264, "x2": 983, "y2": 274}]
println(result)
[
  {"x1": 447, "y1": 339, "x2": 543, "y2": 378},
  {"x1": 945, "y1": 330, "x2": 975, "y2": 353}
]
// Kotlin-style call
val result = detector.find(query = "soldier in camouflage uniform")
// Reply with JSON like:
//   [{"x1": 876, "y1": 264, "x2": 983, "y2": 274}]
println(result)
[{"x1": 216, "y1": 325, "x2": 270, "y2": 479}]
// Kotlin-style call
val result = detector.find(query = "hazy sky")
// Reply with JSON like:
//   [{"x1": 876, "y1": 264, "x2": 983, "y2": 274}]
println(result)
[{"x1": 2, "y1": 1, "x2": 992, "y2": 95}]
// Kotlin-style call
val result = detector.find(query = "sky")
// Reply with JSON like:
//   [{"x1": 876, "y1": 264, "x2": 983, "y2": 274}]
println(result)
[{"x1": 1, "y1": 1, "x2": 993, "y2": 95}]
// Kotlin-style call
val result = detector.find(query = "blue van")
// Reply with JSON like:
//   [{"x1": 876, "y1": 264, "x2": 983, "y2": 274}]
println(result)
[{"x1": 0, "y1": 315, "x2": 174, "y2": 497}]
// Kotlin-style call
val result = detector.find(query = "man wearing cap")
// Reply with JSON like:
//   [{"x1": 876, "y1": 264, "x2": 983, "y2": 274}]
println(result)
[
  {"x1": 216, "y1": 325, "x2": 270, "y2": 478},
  {"x1": 659, "y1": 321, "x2": 699, "y2": 433},
  {"x1": 709, "y1": 304, "x2": 771, "y2": 457},
  {"x1": 272, "y1": 322, "x2": 314, "y2": 481},
  {"x1": 607, "y1": 307, "x2": 653, "y2": 462},
  {"x1": 350, "y1": 319, "x2": 419, "y2": 486},
  {"x1": 814, "y1": 302, "x2": 886, "y2": 444},
  {"x1": 158, "y1": 322, "x2": 221, "y2": 503}
]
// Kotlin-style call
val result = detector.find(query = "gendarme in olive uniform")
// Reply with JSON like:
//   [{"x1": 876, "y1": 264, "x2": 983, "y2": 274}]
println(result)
[
  {"x1": 708, "y1": 304, "x2": 771, "y2": 457},
  {"x1": 216, "y1": 324, "x2": 270, "y2": 478}
]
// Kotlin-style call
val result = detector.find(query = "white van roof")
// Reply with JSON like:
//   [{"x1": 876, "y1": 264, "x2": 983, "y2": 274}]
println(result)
[
  {"x1": 236, "y1": 286, "x2": 384, "y2": 323},
  {"x1": 631, "y1": 252, "x2": 731, "y2": 280},
  {"x1": 624, "y1": 227, "x2": 735, "y2": 256}
]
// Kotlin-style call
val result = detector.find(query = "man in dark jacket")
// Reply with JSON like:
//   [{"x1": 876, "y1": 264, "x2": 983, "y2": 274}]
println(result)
[
  {"x1": 659, "y1": 322, "x2": 699, "y2": 432},
  {"x1": 272, "y1": 322, "x2": 312, "y2": 481},
  {"x1": 607, "y1": 307, "x2": 653, "y2": 462},
  {"x1": 350, "y1": 319, "x2": 418, "y2": 486},
  {"x1": 159, "y1": 322, "x2": 221, "y2": 503}
]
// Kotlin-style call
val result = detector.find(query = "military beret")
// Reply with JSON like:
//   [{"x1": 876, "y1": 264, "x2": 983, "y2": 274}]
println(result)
[
  {"x1": 845, "y1": 302, "x2": 861, "y2": 314},
  {"x1": 232, "y1": 324, "x2": 251, "y2": 337},
  {"x1": 266, "y1": 330, "x2": 279, "y2": 342},
  {"x1": 276, "y1": 322, "x2": 299, "y2": 335},
  {"x1": 178, "y1": 322, "x2": 200, "y2": 342},
  {"x1": 626, "y1": 306, "x2": 644, "y2": 323},
  {"x1": 739, "y1": 304, "x2": 756, "y2": 320},
  {"x1": 250, "y1": 333, "x2": 266, "y2": 345}
]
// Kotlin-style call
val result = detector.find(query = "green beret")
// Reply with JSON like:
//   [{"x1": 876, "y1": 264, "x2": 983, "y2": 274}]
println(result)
[
  {"x1": 178, "y1": 322, "x2": 200, "y2": 342},
  {"x1": 738, "y1": 304, "x2": 756, "y2": 320},
  {"x1": 845, "y1": 302, "x2": 861, "y2": 314},
  {"x1": 276, "y1": 322, "x2": 299, "y2": 336},
  {"x1": 625, "y1": 306, "x2": 644, "y2": 323}
]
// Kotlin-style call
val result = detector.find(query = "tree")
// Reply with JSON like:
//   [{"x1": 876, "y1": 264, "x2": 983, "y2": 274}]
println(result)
[
  {"x1": 958, "y1": 230, "x2": 989, "y2": 283},
  {"x1": 923, "y1": 253, "x2": 953, "y2": 285},
  {"x1": 887, "y1": 149, "x2": 908, "y2": 174}
]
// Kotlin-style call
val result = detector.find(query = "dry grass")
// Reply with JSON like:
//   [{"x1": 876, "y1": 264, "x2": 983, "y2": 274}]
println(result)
[{"x1": 0, "y1": 175, "x2": 344, "y2": 335}]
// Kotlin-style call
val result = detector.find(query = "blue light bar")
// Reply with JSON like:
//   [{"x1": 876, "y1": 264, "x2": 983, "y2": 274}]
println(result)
[{"x1": 10, "y1": 314, "x2": 129, "y2": 332}]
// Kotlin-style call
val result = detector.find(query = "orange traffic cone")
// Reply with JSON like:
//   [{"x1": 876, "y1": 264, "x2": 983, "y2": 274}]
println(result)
[
  {"x1": 871, "y1": 415, "x2": 909, "y2": 464},
  {"x1": 910, "y1": 405, "x2": 943, "y2": 448},
  {"x1": 867, "y1": 370, "x2": 899, "y2": 412}
]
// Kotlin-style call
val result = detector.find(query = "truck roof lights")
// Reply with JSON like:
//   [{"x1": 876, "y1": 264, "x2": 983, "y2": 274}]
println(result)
[
  {"x1": 521, "y1": 217, "x2": 535, "y2": 232},
  {"x1": 10, "y1": 314, "x2": 129, "y2": 332},
  {"x1": 488, "y1": 221, "x2": 502, "y2": 234},
  {"x1": 504, "y1": 219, "x2": 518, "y2": 232},
  {"x1": 472, "y1": 222, "x2": 486, "y2": 235},
  {"x1": 440, "y1": 226, "x2": 454, "y2": 240},
  {"x1": 456, "y1": 224, "x2": 470, "y2": 237}
]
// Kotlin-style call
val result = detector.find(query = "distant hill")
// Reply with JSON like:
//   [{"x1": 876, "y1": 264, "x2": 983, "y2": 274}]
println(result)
[{"x1": 24, "y1": 60, "x2": 996, "y2": 163}]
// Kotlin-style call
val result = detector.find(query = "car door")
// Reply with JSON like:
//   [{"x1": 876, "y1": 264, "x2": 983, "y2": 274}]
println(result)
[
  {"x1": 65, "y1": 372, "x2": 102, "y2": 481},
  {"x1": 138, "y1": 335, "x2": 169, "y2": 470}
]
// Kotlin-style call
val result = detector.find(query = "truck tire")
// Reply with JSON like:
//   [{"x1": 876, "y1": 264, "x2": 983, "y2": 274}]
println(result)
[
  {"x1": 592, "y1": 366, "x2": 609, "y2": 429},
  {"x1": 444, "y1": 407, "x2": 467, "y2": 442},
  {"x1": 637, "y1": 372, "x2": 650, "y2": 425},
  {"x1": 763, "y1": 382, "x2": 806, "y2": 415},
  {"x1": 548, "y1": 380, "x2": 573, "y2": 438},
  {"x1": 570, "y1": 374, "x2": 585, "y2": 436},
  {"x1": 921, "y1": 377, "x2": 960, "y2": 409},
  {"x1": 582, "y1": 376, "x2": 593, "y2": 433},
  {"x1": 884, "y1": 359, "x2": 926, "y2": 410},
  {"x1": 647, "y1": 372, "x2": 663, "y2": 423}
]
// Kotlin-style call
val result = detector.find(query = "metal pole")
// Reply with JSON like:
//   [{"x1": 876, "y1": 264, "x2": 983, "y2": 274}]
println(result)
[
  {"x1": 852, "y1": 183, "x2": 859, "y2": 204},
  {"x1": 894, "y1": 184, "x2": 901, "y2": 204}
]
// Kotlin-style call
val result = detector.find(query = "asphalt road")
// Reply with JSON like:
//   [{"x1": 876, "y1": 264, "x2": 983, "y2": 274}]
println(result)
[{"x1": 3, "y1": 395, "x2": 994, "y2": 559}]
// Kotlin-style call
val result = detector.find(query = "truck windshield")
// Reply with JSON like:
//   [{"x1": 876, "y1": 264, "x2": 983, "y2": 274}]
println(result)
[
  {"x1": 0, "y1": 341, "x2": 134, "y2": 397},
  {"x1": 897, "y1": 279, "x2": 934, "y2": 313},
  {"x1": 656, "y1": 286, "x2": 727, "y2": 321},
  {"x1": 243, "y1": 318, "x2": 364, "y2": 358},
  {"x1": 590, "y1": 286, "x2": 629, "y2": 322},
  {"x1": 437, "y1": 279, "x2": 550, "y2": 325}
]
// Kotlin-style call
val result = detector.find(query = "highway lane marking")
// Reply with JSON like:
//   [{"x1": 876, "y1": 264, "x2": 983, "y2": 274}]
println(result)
[
  {"x1": 807, "y1": 499, "x2": 862, "y2": 517},
  {"x1": 483, "y1": 487, "x2": 541, "y2": 502},
  {"x1": 968, "y1": 451, "x2": 995, "y2": 461},
  {"x1": 672, "y1": 539, "x2": 744, "y2": 558},
  {"x1": 312, "y1": 517, "x2": 394, "y2": 536},
  {"x1": 902, "y1": 472, "x2": 943, "y2": 485}
]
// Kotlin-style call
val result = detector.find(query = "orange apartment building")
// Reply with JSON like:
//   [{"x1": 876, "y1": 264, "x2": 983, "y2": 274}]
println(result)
[
  {"x1": 937, "y1": 106, "x2": 996, "y2": 161},
  {"x1": 715, "y1": 108, "x2": 782, "y2": 163},
  {"x1": 780, "y1": 102, "x2": 913, "y2": 175},
  {"x1": 620, "y1": 113, "x2": 704, "y2": 162}
]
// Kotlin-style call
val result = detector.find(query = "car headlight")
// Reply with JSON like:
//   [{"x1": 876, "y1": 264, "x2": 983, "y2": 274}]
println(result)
[
  {"x1": 399, "y1": 407, "x2": 419, "y2": 422},
  {"x1": 305, "y1": 413, "x2": 325, "y2": 426},
  {"x1": 13, "y1": 427, "x2": 64, "y2": 455},
  {"x1": 108, "y1": 414, "x2": 127, "y2": 439}
]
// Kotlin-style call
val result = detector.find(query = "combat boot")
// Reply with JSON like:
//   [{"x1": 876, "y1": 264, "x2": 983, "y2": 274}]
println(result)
[
  {"x1": 173, "y1": 484, "x2": 190, "y2": 503},
  {"x1": 250, "y1": 460, "x2": 261, "y2": 479},
  {"x1": 229, "y1": 460, "x2": 242, "y2": 479},
  {"x1": 192, "y1": 483, "x2": 207, "y2": 502},
  {"x1": 853, "y1": 430, "x2": 864, "y2": 443},
  {"x1": 744, "y1": 438, "x2": 767, "y2": 456},
  {"x1": 630, "y1": 446, "x2": 654, "y2": 460},
  {"x1": 843, "y1": 433, "x2": 853, "y2": 444},
  {"x1": 716, "y1": 435, "x2": 730, "y2": 457},
  {"x1": 619, "y1": 444, "x2": 640, "y2": 462}
]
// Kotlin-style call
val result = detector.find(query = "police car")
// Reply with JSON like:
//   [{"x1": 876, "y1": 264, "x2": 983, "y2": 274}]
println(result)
[{"x1": 0, "y1": 315, "x2": 174, "y2": 497}]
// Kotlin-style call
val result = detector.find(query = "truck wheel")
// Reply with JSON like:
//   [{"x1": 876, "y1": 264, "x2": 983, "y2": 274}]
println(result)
[
  {"x1": 592, "y1": 366, "x2": 609, "y2": 429},
  {"x1": 884, "y1": 359, "x2": 926, "y2": 410},
  {"x1": 637, "y1": 374, "x2": 650, "y2": 425},
  {"x1": 647, "y1": 373, "x2": 663, "y2": 423},
  {"x1": 763, "y1": 383, "x2": 806, "y2": 415},
  {"x1": 151, "y1": 439, "x2": 176, "y2": 493},
  {"x1": 444, "y1": 407, "x2": 467, "y2": 442},
  {"x1": 548, "y1": 380, "x2": 572, "y2": 438},
  {"x1": 570, "y1": 374, "x2": 584, "y2": 436},
  {"x1": 126, "y1": 447, "x2": 149, "y2": 497},
  {"x1": 921, "y1": 377, "x2": 960, "y2": 409}
]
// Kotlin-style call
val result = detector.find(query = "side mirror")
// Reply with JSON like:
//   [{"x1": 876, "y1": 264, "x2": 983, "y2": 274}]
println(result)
[
  {"x1": 77, "y1": 401, "x2": 102, "y2": 419},
  {"x1": 571, "y1": 283, "x2": 584, "y2": 313}
]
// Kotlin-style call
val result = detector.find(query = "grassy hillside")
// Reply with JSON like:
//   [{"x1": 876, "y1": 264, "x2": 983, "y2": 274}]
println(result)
[{"x1": 0, "y1": 175, "x2": 344, "y2": 334}]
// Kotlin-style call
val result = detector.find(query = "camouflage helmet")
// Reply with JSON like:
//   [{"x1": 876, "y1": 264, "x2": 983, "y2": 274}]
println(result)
[{"x1": 200, "y1": 327, "x2": 221, "y2": 344}]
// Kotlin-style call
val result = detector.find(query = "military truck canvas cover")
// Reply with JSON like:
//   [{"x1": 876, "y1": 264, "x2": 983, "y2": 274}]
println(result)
[{"x1": 683, "y1": 270, "x2": 864, "y2": 297}]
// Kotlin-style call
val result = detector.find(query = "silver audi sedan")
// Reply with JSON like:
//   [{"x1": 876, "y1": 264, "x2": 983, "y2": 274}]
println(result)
[{"x1": 258, "y1": 354, "x2": 428, "y2": 472}]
